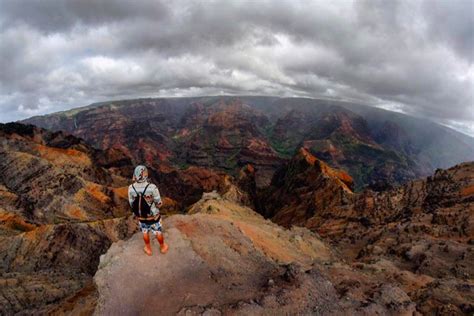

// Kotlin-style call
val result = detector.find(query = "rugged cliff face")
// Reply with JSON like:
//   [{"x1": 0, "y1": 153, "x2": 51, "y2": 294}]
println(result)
[
  {"x1": 0, "y1": 218, "x2": 136, "y2": 314},
  {"x1": 23, "y1": 96, "x2": 474, "y2": 191},
  {"x1": 271, "y1": 108, "x2": 419, "y2": 190},
  {"x1": 174, "y1": 99, "x2": 283, "y2": 187},
  {"x1": 265, "y1": 148, "x2": 474, "y2": 314},
  {"x1": 260, "y1": 147, "x2": 354, "y2": 226},
  {"x1": 0, "y1": 123, "x2": 138, "y2": 314}
]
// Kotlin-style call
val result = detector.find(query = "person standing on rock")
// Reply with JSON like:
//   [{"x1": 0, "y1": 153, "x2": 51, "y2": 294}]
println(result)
[{"x1": 128, "y1": 165, "x2": 169, "y2": 256}]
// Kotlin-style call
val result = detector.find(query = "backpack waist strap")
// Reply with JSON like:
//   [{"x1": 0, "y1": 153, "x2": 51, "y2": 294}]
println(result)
[{"x1": 137, "y1": 214, "x2": 161, "y2": 222}]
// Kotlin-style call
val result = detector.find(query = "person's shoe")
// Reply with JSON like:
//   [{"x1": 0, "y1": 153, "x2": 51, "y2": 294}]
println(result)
[
  {"x1": 160, "y1": 243, "x2": 169, "y2": 254},
  {"x1": 143, "y1": 246, "x2": 152, "y2": 256}
]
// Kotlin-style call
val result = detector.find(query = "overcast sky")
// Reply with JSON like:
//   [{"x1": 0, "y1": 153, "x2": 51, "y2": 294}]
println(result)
[{"x1": 0, "y1": 0, "x2": 473, "y2": 135}]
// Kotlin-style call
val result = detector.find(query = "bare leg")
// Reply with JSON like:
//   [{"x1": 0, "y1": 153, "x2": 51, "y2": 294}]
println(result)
[
  {"x1": 156, "y1": 232, "x2": 168, "y2": 254},
  {"x1": 143, "y1": 232, "x2": 152, "y2": 256}
]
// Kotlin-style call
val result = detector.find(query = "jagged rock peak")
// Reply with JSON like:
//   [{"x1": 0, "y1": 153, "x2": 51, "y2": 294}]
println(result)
[{"x1": 297, "y1": 147, "x2": 354, "y2": 192}]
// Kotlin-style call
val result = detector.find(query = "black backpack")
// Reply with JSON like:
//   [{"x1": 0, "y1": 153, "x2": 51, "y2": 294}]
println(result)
[{"x1": 131, "y1": 184, "x2": 152, "y2": 217}]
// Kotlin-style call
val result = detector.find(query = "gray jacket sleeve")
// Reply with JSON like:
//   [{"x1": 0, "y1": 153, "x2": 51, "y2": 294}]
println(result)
[
  {"x1": 151, "y1": 184, "x2": 162, "y2": 205},
  {"x1": 128, "y1": 185, "x2": 135, "y2": 208}
]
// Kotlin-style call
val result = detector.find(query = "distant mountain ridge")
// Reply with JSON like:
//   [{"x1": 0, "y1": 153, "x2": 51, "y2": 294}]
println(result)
[{"x1": 23, "y1": 96, "x2": 474, "y2": 191}]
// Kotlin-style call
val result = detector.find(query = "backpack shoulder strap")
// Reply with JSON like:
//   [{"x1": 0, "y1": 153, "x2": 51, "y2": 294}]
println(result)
[{"x1": 142, "y1": 183, "x2": 150, "y2": 195}]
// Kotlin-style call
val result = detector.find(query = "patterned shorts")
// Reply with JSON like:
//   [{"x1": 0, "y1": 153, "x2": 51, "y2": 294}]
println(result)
[{"x1": 139, "y1": 219, "x2": 163, "y2": 235}]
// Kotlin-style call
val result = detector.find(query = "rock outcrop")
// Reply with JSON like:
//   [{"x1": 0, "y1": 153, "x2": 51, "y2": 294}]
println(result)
[
  {"x1": 0, "y1": 217, "x2": 136, "y2": 314},
  {"x1": 261, "y1": 147, "x2": 354, "y2": 227},
  {"x1": 0, "y1": 123, "x2": 131, "y2": 226},
  {"x1": 174, "y1": 99, "x2": 283, "y2": 187},
  {"x1": 0, "y1": 123, "x2": 138, "y2": 314},
  {"x1": 93, "y1": 191, "x2": 420, "y2": 315},
  {"x1": 264, "y1": 148, "x2": 474, "y2": 314}
]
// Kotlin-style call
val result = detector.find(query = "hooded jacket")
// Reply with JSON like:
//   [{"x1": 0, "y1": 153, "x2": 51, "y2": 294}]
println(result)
[{"x1": 128, "y1": 165, "x2": 161, "y2": 216}]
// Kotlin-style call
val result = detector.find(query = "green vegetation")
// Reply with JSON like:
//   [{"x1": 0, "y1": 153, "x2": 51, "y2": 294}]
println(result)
[
  {"x1": 176, "y1": 162, "x2": 190, "y2": 170},
  {"x1": 260, "y1": 124, "x2": 274, "y2": 139},
  {"x1": 271, "y1": 140, "x2": 295, "y2": 158}
]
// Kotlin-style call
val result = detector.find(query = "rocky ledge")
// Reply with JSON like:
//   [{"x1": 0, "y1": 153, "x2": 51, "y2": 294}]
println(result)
[{"x1": 93, "y1": 191, "x2": 422, "y2": 315}]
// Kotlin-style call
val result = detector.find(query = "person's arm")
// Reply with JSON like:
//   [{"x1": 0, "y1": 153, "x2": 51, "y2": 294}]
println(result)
[
  {"x1": 152, "y1": 185, "x2": 163, "y2": 209},
  {"x1": 128, "y1": 185, "x2": 134, "y2": 207},
  {"x1": 128, "y1": 185, "x2": 137, "y2": 219}
]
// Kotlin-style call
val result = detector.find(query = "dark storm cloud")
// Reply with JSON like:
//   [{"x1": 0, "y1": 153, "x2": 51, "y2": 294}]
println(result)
[
  {"x1": 423, "y1": 0, "x2": 474, "y2": 62},
  {"x1": 0, "y1": 0, "x2": 473, "y2": 135},
  {"x1": 0, "y1": 0, "x2": 170, "y2": 32}
]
